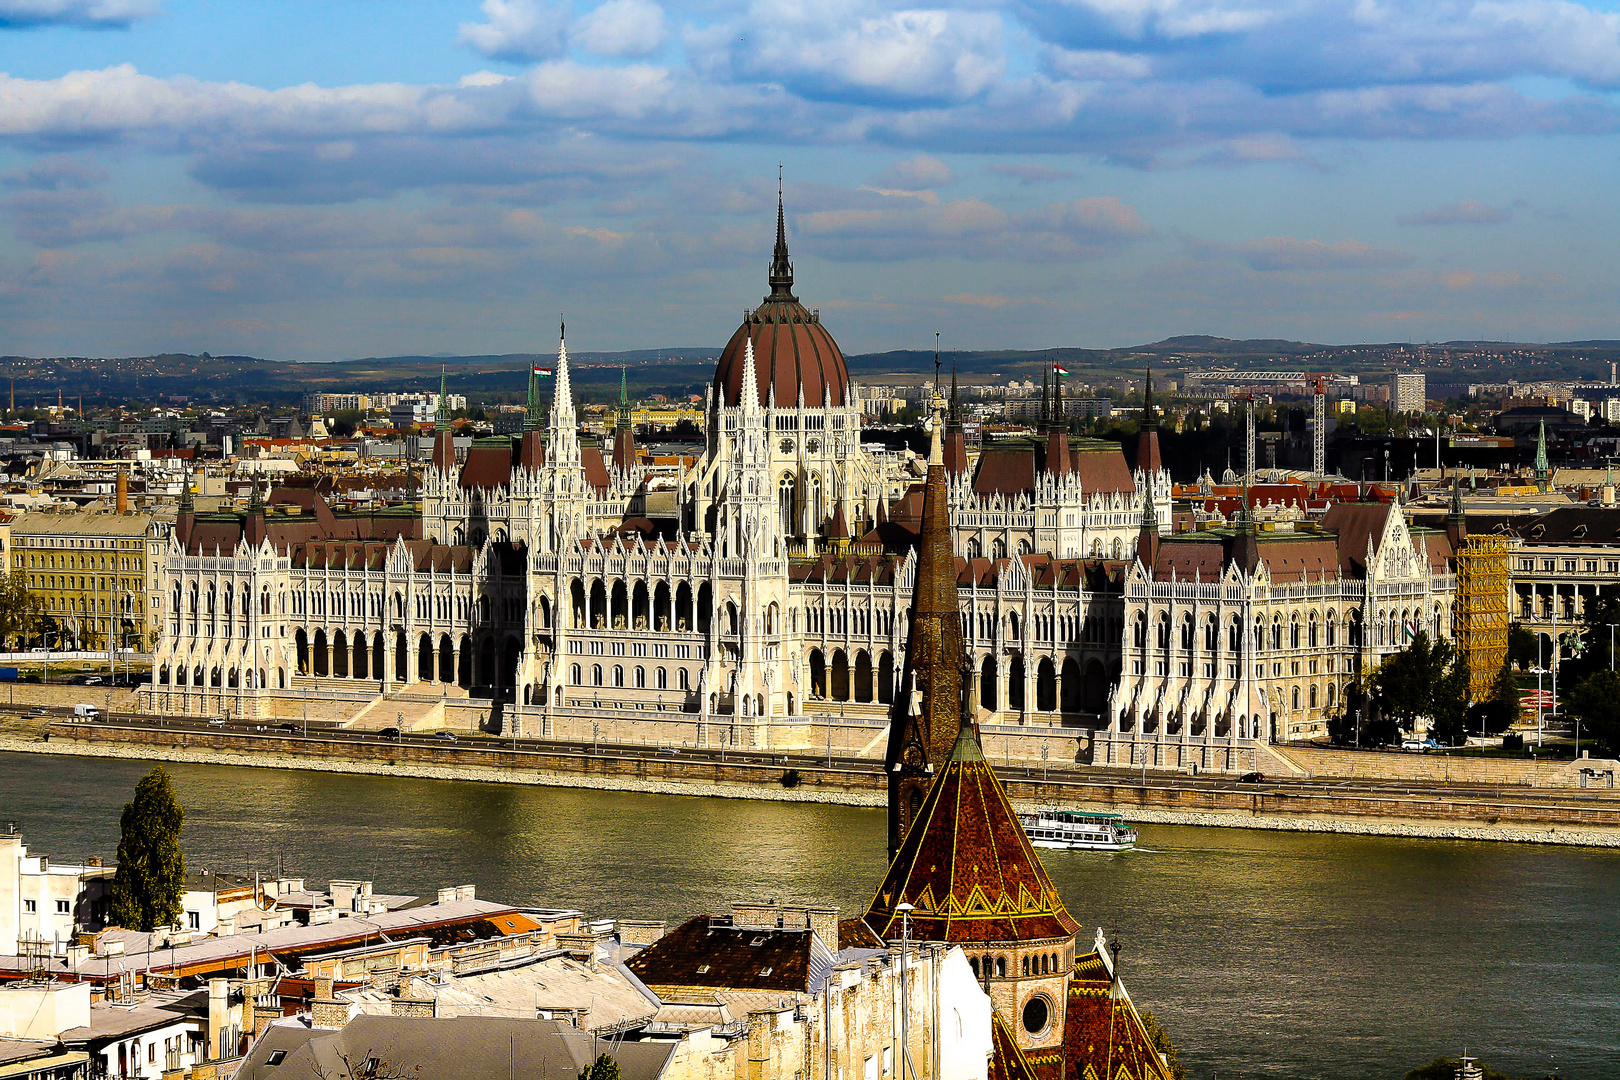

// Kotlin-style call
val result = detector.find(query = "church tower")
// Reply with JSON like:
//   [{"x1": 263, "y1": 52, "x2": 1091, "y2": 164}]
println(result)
[{"x1": 884, "y1": 395, "x2": 966, "y2": 858}]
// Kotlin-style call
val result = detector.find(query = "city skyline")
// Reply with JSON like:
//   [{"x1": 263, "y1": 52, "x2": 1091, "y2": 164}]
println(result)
[{"x1": 0, "y1": 0, "x2": 1618, "y2": 360}]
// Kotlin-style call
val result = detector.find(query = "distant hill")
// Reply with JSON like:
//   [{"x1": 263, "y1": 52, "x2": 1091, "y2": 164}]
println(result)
[{"x1": 7, "y1": 335, "x2": 1620, "y2": 408}]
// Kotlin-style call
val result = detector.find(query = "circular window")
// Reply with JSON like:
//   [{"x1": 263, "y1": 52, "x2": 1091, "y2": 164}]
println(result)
[
  {"x1": 1021, "y1": 996, "x2": 1050, "y2": 1036},
  {"x1": 806, "y1": 438, "x2": 821, "y2": 454},
  {"x1": 779, "y1": 439, "x2": 795, "y2": 454}
]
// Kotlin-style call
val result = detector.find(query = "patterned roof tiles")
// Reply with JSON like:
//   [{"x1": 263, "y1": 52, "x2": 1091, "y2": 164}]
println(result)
[{"x1": 864, "y1": 723, "x2": 1080, "y2": 945}]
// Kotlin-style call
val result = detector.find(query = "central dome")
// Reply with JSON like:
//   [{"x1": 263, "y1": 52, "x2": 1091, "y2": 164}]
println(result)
[{"x1": 713, "y1": 196, "x2": 849, "y2": 408}]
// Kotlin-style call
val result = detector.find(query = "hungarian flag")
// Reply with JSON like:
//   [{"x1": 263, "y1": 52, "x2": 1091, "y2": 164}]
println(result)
[
  {"x1": 1403, "y1": 618, "x2": 1417, "y2": 639},
  {"x1": 1053, "y1": 364, "x2": 1070, "y2": 375},
  {"x1": 533, "y1": 366, "x2": 553, "y2": 377}
]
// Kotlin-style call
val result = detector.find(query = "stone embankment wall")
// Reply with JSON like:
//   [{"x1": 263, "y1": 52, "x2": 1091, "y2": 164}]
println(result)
[
  {"x1": 1275, "y1": 744, "x2": 1620, "y2": 789},
  {"x1": 21, "y1": 722, "x2": 1620, "y2": 846}
]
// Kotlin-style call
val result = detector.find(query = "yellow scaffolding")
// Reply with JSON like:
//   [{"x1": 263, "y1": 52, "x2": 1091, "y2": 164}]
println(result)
[{"x1": 1455, "y1": 535, "x2": 1512, "y2": 700}]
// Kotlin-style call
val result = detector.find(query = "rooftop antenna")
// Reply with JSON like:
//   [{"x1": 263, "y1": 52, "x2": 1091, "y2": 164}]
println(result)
[{"x1": 934, "y1": 332, "x2": 941, "y2": 396}]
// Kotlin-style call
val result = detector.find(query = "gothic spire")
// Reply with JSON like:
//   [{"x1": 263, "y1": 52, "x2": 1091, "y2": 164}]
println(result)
[
  {"x1": 884, "y1": 386, "x2": 966, "y2": 858},
  {"x1": 523, "y1": 355, "x2": 543, "y2": 432},
  {"x1": 767, "y1": 173, "x2": 795, "y2": 301},
  {"x1": 435, "y1": 367, "x2": 449, "y2": 433},
  {"x1": 617, "y1": 363, "x2": 631, "y2": 430},
  {"x1": 1535, "y1": 419, "x2": 1550, "y2": 493},
  {"x1": 1142, "y1": 364, "x2": 1157, "y2": 429}
]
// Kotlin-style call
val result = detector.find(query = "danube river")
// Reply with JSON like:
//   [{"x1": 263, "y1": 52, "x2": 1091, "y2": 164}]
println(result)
[{"x1": 4, "y1": 752, "x2": 1617, "y2": 1079}]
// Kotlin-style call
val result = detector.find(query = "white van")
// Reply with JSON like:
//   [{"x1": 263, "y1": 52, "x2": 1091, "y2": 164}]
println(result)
[{"x1": 72, "y1": 703, "x2": 99, "y2": 721}]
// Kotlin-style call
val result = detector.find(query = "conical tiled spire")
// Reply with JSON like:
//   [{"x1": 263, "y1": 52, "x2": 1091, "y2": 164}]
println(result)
[
  {"x1": 884, "y1": 391, "x2": 966, "y2": 858},
  {"x1": 866, "y1": 710, "x2": 1080, "y2": 943}
]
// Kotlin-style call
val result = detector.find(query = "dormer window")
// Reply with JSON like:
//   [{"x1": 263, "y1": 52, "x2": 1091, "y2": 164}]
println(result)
[
  {"x1": 751, "y1": 936, "x2": 766, "y2": 946},
  {"x1": 759, "y1": 967, "x2": 773, "y2": 976},
  {"x1": 697, "y1": 964, "x2": 710, "y2": 974}
]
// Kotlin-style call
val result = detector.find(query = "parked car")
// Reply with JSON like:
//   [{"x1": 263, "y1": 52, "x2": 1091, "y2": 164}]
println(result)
[
  {"x1": 207, "y1": 716, "x2": 226, "y2": 727},
  {"x1": 1400, "y1": 739, "x2": 1425, "y2": 750},
  {"x1": 432, "y1": 731, "x2": 457, "y2": 742},
  {"x1": 30, "y1": 706, "x2": 48, "y2": 717},
  {"x1": 378, "y1": 727, "x2": 402, "y2": 739},
  {"x1": 276, "y1": 723, "x2": 300, "y2": 733},
  {"x1": 1236, "y1": 771, "x2": 1264, "y2": 783},
  {"x1": 72, "y1": 703, "x2": 99, "y2": 721}
]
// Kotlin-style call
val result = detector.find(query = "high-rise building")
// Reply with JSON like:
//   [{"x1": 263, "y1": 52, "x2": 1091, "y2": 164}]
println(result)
[{"x1": 1390, "y1": 372, "x2": 1427, "y2": 414}]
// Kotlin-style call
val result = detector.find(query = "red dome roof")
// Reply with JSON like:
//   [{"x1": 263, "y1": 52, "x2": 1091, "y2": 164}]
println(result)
[{"x1": 713, "y1": 194, "x2": 849, "y2": 408}]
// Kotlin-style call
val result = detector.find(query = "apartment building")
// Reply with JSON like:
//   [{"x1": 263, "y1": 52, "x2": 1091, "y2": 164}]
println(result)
[{"x1": 9, "y1": 509, "x2": 168, "y2": 652}]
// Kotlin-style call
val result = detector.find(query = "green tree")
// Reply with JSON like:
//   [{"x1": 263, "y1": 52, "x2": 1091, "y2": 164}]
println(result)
[
  {"x1": 1507, "y1": 623, "x2": 1539, "y2": 671},
  {"x1": 1372, "y1": 630, "x2": 1456, "y2": 734},
  {"x1": 1429, "y1": 659, "x2": 1470, "y2": 747},
  {"x1": 109, "y1": 767, "x2": 186, "y2": 931},
  {"x1": 1558, "y1": 585, "x2": 1620, "y2": 684},
  {"x1": 1466, "y1": 660, "x2": 1520, "y2": 737},
  {"x1": 1137, "y1": 1010, "x2": 1185, "y2": 1080},
  {"x1": 0, "y1": 570, "x2": 45, "y2": 650},
  {"x1": 578, "y1": 1054, "x2": 622, "y2": 1080},
  {"x1": 1564, "y1": 669, "x2": 1620, "y2": 756}
]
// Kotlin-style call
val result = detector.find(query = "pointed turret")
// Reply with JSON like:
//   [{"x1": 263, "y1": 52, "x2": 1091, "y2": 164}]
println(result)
[
  {"x1": 1136, "y1": 365, "x2": 1164, "y2": 477},
  {"x1": 1136, "y1": 473, "x2": 1160, "y2": 574},
  {"x1": 244, "y1": 475, "x2": 267, "y2": 548},
  {"x1": 548, "y1": 322, "x2": 580, "y2": 468},
  {"x1": 767, "y1": 179, "x2": 796, "y2": 302},
  {"x1": 516, "y1": 366, "x2": 546, "y2": 474},
  {"x1": 1045, "y1": 366, "x2": 1071, "y2": 478},
  {"x1": 176, "y1": 468, "x2": 196, "y2": 552},
  {"x1": 1535, "y1": 419, "x2": 1550, "y2": 493},
  {"x1": 431, "y1": 368, "x2": 456, "y2": 474},
  {"x1": 883, "y1": 393, "x2": 966, "y2": 858},
  {"x1": 611, "y1": 363, "x2": 637, "y2": 473}
]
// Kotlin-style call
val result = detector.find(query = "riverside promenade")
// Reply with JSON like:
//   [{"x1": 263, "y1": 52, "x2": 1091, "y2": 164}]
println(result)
[{"x1": 9, "y1": 705, "x2": 1620, "y2": 847}]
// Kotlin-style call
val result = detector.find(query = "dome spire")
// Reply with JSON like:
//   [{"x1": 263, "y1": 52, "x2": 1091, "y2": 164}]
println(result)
[{"x1": 768, "y1": 167, "x2": 795, "y2": 300}]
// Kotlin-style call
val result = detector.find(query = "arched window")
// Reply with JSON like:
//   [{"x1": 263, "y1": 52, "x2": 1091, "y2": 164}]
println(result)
[
  {"x1": 571, "y1": 663, "x2": 581, "y2": 684},
  {"x1": 634, "y1": 665, "x2": 646, "y2": 689},
  {"x1": 1180, "y1": 614, "x2": 1194, "y2": 651},
  {"x1": 1308, "y1": 614, "x2": 1318, "y2": 648},
  {"x1": 592, "y1": 664, "x2": 603, "y2": 686},
  {"x1": 613, "y1": 665, "x2": 624, "y2": 687},
  {"x1": 1290, "y1": 616, "x2": 1300, "y2": 650},
  {"x1": 1132, "y1": 616, "x2": 1146, "y2": 649},
  {"x1": 656, "y1": 667, "x2": 667, "y2": 689}
]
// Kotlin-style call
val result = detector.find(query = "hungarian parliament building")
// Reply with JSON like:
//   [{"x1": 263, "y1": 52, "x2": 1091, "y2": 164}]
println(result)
[{"x1": 143, "y1": 200, "x2": 1459, "y2": 772}]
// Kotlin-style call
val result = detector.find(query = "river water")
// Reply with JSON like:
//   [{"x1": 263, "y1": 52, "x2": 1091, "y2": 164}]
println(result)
[{"x1": 3, "y1": 751, "x2": 1616, "y2": 1080}]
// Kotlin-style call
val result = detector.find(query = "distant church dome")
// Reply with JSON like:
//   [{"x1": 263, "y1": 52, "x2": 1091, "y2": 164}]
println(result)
[{"x1": 713, "y1": 195, "x2": 850, "y2": 408}]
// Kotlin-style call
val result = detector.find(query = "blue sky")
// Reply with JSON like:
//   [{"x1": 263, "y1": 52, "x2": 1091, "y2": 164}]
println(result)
[{"x1": 2, "y1": 0, "x2": 1620, "y2": 360}]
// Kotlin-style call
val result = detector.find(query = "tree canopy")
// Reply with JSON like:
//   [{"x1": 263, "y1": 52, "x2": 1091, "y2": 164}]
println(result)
[
  {"x1": 1564, "y1": 669, "x2": 1620, "y2": 756},
  {"x1": 109, "y1": 766, "x2": 186, "y2": 932},
  {"x1": 1370, "y1": 630, "x2": 1469, "y2": 742},
  {"x1": 578, "y1": 1054, "x2": 622, "y2": 1080}
]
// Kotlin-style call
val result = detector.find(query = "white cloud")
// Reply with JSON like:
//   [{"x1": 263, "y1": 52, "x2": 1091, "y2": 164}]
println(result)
[
  {"x1": 574, "y1": 0, "x2": 667, "y2": 57},
  {"x1": 0, "y1": 0, "x2": 157, "y2": 27},
  {"x1": 458, "y1": 0, "x2": 571, "y2": 63},
  {"x1": 868, "y1": 153, "x2": 953, "y2": 191}
]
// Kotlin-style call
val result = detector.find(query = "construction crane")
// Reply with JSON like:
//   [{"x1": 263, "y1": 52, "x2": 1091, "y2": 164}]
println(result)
[{"x1": 1227, "y1": 374, "x2": 1334, "y2": 478}]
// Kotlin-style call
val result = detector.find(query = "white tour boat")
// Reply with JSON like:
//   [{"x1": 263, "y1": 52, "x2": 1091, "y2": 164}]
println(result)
[{"x1": 1018, "y1": 809, "x2": 1138, "y2": 851}]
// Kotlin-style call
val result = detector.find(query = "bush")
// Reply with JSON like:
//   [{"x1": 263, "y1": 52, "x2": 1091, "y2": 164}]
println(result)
[{"x1": 780, "y1": 769, "x2": 802, "y2": 789}]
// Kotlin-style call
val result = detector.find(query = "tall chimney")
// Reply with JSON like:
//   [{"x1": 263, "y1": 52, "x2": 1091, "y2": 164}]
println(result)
[{"x1": 115, "y1": 469, "x2": 128, "y2": 514}]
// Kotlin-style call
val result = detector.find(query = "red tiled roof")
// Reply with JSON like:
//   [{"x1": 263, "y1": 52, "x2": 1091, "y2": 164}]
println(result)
[
  {"x1": 1061, "y1": 950, "x2": 1171, "y2": 1080},
  {"x1": 864, "y1": 726, "x2": 1081, "y2": 945}
]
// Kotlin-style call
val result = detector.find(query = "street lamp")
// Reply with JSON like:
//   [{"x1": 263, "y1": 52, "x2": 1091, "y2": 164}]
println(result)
[{"x1": 895, "y1": 902, "x2": 919, "y2": 1080}]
